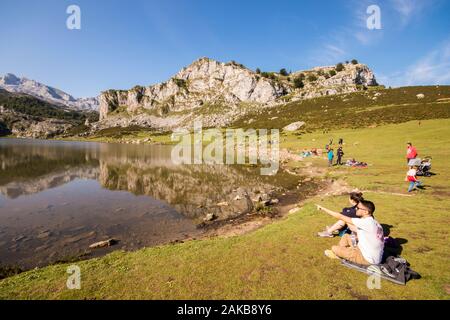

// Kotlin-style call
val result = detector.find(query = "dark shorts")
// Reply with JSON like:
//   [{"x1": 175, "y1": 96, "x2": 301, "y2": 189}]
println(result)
[{"x1": 342, "y1": 207, "x2": 358, "y2": 219}]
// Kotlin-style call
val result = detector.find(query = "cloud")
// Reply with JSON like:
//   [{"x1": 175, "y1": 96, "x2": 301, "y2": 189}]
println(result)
[
  {"x1": 308, "y1": 38, "x2": 348, "y2": 66},
  {"x1": 391, "y1": 0, "x2": 435, "y2": 26},
  {"x1": 382, "y1": 41, "x2": 450, "y2": 87}
]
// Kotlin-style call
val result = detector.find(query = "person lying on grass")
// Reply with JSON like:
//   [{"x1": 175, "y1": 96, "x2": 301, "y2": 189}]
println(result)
[
  {"x1": 317, "y1": 192, "x2": 363, "y2": 238},
  {"x1": 316, "y1": 200, "x2": 384, "y2": 266}
]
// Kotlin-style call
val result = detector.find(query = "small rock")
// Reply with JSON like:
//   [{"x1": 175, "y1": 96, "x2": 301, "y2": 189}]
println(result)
[
  {"x1": 283, "y1": 121, "x2": 306, "y2": 132},
  {"x1": 217, "y1": 202, "x2": 229, "y2": 207},
  {"x1": 204, "y1": 213, "x2": 216, "y2": 222},
  {"x1": 37, "y1": 231, "x2": 51, "y2": 239},
  {"x1": 270, "y1": 198, "x2": 280, "y2": 205},
  {"x1": 89, "y1": 239, "x2": 118, "y2": 249},
  {"x1": 416, "y1": 93, "x2": 425, "y2": 99}
]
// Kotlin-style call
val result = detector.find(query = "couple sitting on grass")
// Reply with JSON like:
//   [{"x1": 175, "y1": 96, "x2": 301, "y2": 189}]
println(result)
[{"x1": 316, "y1": 192, "x2": 384, "y2": 266}]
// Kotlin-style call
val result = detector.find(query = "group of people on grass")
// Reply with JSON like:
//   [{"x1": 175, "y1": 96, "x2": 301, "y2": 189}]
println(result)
[
  {"x1": 314, "y1": 142, "x2": 428, "y2": 266},
  {"x1": 326, "y1": 138, "x2": 345, "y2": 167},
  {"x1": 325, "y1": 139, "x2": 367, "y2": 168},
  {"x1": 316, "y1": 192, "x2": 385, "y2": 266}
]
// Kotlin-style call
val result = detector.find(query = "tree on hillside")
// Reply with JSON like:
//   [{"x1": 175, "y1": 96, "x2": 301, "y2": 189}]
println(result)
[
  {"x1": 256, "y1": 68, "x2": 261, "y2": 74},
  {"x1": 279, "y1": 68, "x2": 289, "y2": 76},
  {"x1": 336, "y1": 63, "x2": 344, "y2": 72},
  {"x1": 307, "y1": 74, "x2": 318, "y2": 82},
  {"x1": 351, "y1": 59, "x2": 358, "y2": 65},
  {"x1": 329, "y1": 70, "x2": 337, "y2": 77}
]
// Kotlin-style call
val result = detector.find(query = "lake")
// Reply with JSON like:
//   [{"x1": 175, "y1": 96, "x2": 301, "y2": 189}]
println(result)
[{"x1": 0, "y1": 138, "x2": 304, "y2": 269}]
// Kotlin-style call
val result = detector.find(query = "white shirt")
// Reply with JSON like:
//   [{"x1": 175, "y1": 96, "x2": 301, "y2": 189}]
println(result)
[
  {"x1": 407, "y1": 168, "x2": 417, "y2": 177},
  {"x1": 351, "y1": 217, "x2": 384, "y2": 264}
]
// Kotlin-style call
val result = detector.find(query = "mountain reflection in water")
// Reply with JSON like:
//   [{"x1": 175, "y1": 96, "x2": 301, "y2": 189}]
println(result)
[{"x1": 0, "y1": 138, "x2": 299, "y2": 269}]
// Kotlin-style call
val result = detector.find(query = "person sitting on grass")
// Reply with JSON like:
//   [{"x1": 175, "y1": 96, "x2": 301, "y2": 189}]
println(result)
[
  {"x1": 317, "y1": 192, "x2": 364, "y2": 238},
  {"x1": 406, "y1": 166, "x2": 424, "y2": 192},
  {"x1": 316, "y1": 200, "x2": 384, "y2": 266}
]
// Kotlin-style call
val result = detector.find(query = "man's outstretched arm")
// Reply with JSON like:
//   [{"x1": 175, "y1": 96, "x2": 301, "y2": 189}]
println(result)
[{"x1": 316, "y1": 204, "x2": 354, "y2": 226}]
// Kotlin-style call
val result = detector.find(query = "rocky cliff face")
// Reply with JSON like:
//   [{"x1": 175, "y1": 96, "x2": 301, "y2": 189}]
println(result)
[
  {"x1": 98, "y1": 58, "x2": 378, "y2": 129},
  {"x1": 99, "y1": 58, "x2": 287, "y2": 120}
]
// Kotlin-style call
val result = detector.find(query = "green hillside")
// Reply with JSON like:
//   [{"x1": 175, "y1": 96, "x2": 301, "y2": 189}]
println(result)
[
  {"x1": 0, "y1": 89, "x2": 98, "y2": 124},
  {"x1": 233, "y1": 86, "x2": 450, "y2": 131}
]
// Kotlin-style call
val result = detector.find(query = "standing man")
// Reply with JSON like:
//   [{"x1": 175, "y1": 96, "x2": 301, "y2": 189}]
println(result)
[
  {"x1": 336, "y1": 146, "x2": 344, "y2": 165},
  {"x1": 406, "y1": 142, "x2": 418, "y2": 165}
]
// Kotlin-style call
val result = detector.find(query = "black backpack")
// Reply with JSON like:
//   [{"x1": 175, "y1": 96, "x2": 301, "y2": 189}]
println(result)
[{"x1": 380, "y1": 256, "x2": 421, "y2": 284}]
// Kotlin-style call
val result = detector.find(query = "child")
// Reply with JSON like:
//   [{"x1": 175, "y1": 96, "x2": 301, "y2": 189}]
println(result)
[
  {"x1": 327, "y1": 148, "x2": 334, "y2": 167},
  {"x1": 406, "y1": 166, "x2": 423, "y2": 192}
]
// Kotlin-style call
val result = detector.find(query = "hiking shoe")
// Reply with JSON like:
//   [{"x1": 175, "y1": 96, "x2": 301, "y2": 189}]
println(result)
[
  {"x1": 324, "y1": 249, "x2": 339, "y2": 259},
  {"x1": 318, "y1": 231, "x2": 334, "y2": 238}
]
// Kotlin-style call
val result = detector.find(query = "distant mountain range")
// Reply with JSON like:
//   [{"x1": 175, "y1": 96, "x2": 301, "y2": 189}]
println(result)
[{"x1": 0, "y1": 73, "x2": 99, "y2": 111}]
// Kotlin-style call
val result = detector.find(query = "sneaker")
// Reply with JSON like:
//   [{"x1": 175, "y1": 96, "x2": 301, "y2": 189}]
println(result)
[
  {"x1": 324, "y1": 226, "x2": 339, "y2": 235},
  {"x1": 324, "y1": 249, "x2": 339, "y2": 259},
  {"x1": 317, "y1": 231, "x2": 334, "y2": 238}
]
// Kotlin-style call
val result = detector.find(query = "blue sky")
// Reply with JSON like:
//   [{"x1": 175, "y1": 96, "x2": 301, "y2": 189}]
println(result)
[{"x1": 0, "y1": 0, "x2": 449, "y2": 98}]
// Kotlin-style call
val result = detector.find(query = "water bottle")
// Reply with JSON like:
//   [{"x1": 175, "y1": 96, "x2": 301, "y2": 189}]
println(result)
[{"x1": 351, "y1": 233, "x2": 357, "y2": 247}]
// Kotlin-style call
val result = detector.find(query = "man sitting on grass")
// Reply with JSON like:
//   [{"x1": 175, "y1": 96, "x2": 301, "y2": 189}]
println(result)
[{"x1": 316, "y1": 200, "x2": 384, "y2": 266}]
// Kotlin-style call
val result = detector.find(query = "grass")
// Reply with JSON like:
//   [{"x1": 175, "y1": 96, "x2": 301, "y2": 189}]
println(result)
[
  {"x1": 232, "y1": 86, "x2": 450, "y2": 131},
  {"x1": 1, "y1": 119, "x2": 449, "y2": 299}
]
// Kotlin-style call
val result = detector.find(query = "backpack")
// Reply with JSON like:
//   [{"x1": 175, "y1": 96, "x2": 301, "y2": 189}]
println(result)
[{"x1": 380, "y1": 256, "x2": 421, "y2": 284}]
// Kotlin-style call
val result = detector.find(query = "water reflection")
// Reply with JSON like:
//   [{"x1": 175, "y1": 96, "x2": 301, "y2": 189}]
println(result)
[{"x1": 0, "y1": 138, "x2": 297, "y2": 269}]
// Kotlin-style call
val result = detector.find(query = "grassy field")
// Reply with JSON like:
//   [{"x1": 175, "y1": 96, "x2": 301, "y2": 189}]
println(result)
[{"x1": 1, "y1": 119, "x2": 449, "y2": 299}]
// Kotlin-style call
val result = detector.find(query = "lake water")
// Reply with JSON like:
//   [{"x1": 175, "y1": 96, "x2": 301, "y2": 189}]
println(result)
[{"x1": 0, "y1": 138, "x2": 301, "y2": 269}]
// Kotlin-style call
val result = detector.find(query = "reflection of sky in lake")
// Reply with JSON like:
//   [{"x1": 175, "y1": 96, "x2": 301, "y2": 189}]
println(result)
[{"x1": 0, "y1": 138, "x2": 296, "y2": 269}]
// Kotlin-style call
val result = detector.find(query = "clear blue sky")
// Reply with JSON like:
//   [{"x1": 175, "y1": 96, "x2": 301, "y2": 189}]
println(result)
[{"x1": 0, "y1": 0, "x2": 449, "y2": 98}]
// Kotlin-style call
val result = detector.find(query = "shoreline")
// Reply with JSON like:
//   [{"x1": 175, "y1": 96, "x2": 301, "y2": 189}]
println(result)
[{"x1": 0, "y1": 136, "x2": 346, "y2": 277}]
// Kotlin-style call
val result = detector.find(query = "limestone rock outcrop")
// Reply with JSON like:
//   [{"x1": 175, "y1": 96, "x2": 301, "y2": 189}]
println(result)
[{"x1": 98, "y1": 58, "x2": 379, "y2": 130}]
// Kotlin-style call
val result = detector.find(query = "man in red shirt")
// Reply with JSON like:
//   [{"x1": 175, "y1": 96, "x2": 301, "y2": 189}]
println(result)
[{"x1": 406, "y1": 142, "x2": 418, "y2": 164}]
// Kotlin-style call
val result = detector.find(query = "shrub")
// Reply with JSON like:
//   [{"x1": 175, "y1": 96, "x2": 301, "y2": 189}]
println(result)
[
  {"x1": 307, "y1": 74, "x2": 318, "y2": 82},
  {"x1": 293, "y1": 77, "x2": 304, "y2": 88},
  {"x1": 336, "y1": 63, "x2": 344, "y2": 72},
  {"x1": 173, "y1": 78, "x2": 187, "y2": 89},
  {"x1": 279, "y1": 68, "x2": 289, "y2": 76},
  {"x1": 256, "y1": 68, "x2": 261, "y2": 74},
  {"x1": 329, "y1": 70, "x2": 337, "y2": 77},
  {"x1": 351, "y1": 59, "x2": 358, "y2": 65}
]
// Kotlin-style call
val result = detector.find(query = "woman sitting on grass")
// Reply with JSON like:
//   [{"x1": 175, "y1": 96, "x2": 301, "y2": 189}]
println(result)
[{"x1": 317, "y1": 192, "x2": 364, "y2": 238}]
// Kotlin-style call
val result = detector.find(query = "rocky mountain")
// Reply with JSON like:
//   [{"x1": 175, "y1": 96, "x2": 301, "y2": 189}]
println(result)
[
  {"x1": 0, "y1": 73, "x2": 99, "y2": 111},
  {"x1": 97, "y1": 57, "x2": 378, "y2": 130}
]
